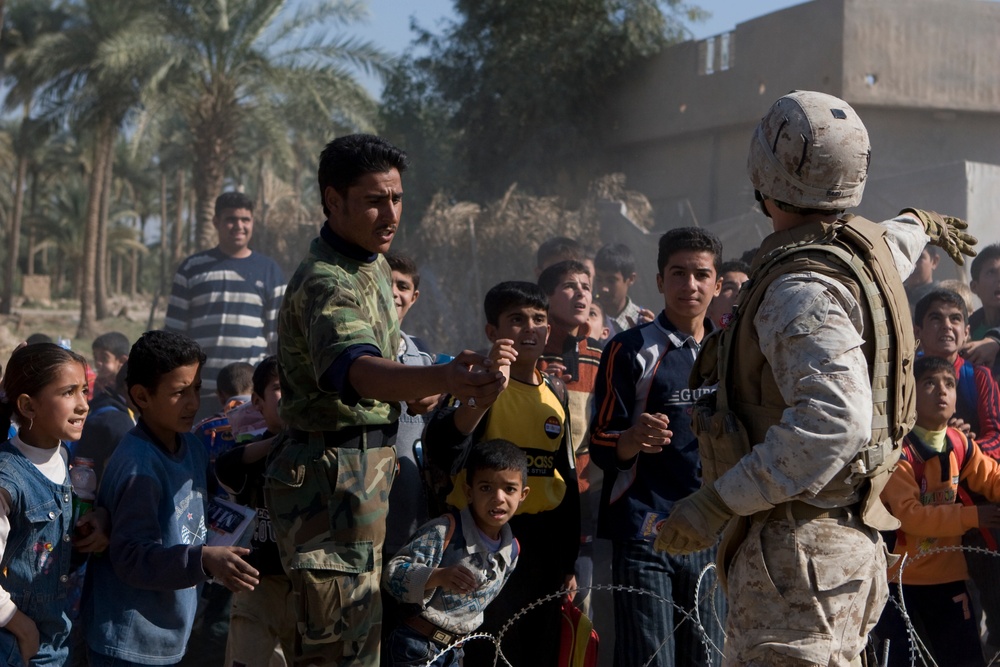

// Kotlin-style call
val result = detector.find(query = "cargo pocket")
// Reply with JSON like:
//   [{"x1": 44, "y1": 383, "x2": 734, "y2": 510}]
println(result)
[
  {"x1": 263, "y1": 435, "x2": 318, "y2": 570},
  {"x1": 691, "y1": 394, "x2": 751, "y2": 485},
  {"x1": 296, "y1": 566, "x2": 382, "y2": 652}
]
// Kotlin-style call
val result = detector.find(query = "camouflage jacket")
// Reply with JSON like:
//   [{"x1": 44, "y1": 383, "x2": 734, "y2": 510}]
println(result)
[{"x1": 277, "y1": 226, "x2": 400, "y2": 431}]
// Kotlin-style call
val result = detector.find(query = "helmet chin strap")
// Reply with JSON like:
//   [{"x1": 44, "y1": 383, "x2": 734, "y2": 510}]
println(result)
[{"x1": 754, "y1": 190, "x2": 772, "y2": 219}]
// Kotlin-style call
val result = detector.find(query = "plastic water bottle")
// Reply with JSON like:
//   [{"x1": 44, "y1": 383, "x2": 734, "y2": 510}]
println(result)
[{"x1": 70, "y1": 458, "x2": 97, "y2": 531}]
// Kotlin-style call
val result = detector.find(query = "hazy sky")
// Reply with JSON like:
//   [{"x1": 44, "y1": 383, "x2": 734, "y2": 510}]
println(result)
[{"x1": 349, "y1": 0, "x2": 806, "y2": 97}]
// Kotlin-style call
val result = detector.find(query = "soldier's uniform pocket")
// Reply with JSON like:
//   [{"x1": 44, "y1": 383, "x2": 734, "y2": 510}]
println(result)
[
  {"x1": 266, "y1": 439, "x2": 396, "y2": 573},
  {"x1": 691, "y1": 393, "x2": 751, "y2": 485}
]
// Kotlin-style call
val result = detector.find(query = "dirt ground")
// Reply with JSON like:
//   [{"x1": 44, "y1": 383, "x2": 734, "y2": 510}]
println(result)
[{"x1": 0, "y1": 296, "x2": 163, "y2": 369}]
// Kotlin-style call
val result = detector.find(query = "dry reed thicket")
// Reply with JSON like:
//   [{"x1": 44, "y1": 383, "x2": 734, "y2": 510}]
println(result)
[{"x1": 399, "y1": 174, "x2": 655, "y2": 353}]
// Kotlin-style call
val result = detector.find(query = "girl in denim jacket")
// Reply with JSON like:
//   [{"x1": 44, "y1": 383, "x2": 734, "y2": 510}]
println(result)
[{"x1": 0, "y1": 343, "x2": 109, "y2": 666}]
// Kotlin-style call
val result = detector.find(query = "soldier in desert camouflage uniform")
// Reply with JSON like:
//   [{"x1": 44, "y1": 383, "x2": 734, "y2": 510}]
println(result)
[
  {"x1": 654, "y1": 91, "x2": 977, "y2": 666},
  {"x1": 264, "y1": 134, "x2": 510, "y2": 667}
]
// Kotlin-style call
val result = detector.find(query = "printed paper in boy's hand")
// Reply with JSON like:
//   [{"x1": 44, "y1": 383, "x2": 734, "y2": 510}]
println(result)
[{"x1": 206, "y1": 497, "x2": 258, "y2": 549}]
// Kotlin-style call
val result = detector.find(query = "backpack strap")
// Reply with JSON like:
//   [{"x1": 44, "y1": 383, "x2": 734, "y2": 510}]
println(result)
[
  {"x1": 958, "y1": 360, "x2": 978, "y2": 419},
  {"x1": 543, "y1": 372, "x2": 570, "y2": 412},
  {"x1": 441, "y1": 509, "x2": 459, "y2": 552},
  {"x1": 542, "y1": 372, "x2": 576, "y2": 472}
]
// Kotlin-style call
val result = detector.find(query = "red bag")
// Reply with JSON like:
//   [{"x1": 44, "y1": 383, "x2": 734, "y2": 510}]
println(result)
[{"x1": 558, "y1": 599, "x2": 599, "y2": 667}]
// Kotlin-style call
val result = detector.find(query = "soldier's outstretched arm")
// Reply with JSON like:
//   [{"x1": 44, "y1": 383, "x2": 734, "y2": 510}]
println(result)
[{"x1": 349, "y1": 349, "x2": 511, "y2": 405}]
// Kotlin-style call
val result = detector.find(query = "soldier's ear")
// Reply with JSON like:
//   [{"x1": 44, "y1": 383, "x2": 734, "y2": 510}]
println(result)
[{"x1": 324, "y1": 186, "x2": 345, "y2": 217}]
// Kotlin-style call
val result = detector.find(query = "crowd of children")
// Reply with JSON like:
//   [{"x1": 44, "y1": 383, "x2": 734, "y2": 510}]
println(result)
[{"x1": 0, "y1": 232, "x2": 999, "y2": 667}]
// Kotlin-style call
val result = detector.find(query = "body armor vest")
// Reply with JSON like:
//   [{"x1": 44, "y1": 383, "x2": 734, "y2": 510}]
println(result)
[{"x1": 692, "y1": 215, "x2": 916, "y2": 531}]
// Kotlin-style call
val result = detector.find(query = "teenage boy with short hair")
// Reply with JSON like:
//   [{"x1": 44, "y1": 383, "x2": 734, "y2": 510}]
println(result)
[
  {"x1": 382, "y1": 439, "x2": 528, "y2": 667},
  {"x1": 537, "y1": 260, "x2": 604, "y2": 613},
  {"x1": 593, "y1": 242, "x2": 654, "y2": 336},
  {"x1": 591, "y1": 227, "x2": 726, "y2": 667},
  {"x1": 85, "y1": 330, "x2": 259, "y2": 667},
  {"x1": 914, "y1": 289, "x2": 1000, "y2": 455},
  {"x1": 424, "y1": 280, "x2": 579, "y2": 667},
  {"x1": 875, "y1": 355, "x2": 1000, "y2": 667}
]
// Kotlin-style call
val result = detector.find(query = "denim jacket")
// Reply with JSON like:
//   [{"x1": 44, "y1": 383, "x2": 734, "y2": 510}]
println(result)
[{"x1": 0, "y1": 439, "x2": 74, "y2": 666}]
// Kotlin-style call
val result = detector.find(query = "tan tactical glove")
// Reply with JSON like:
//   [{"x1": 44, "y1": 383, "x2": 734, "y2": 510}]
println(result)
[
  {"x1": 654, "y1": 485, "x2": 733, "y2": 555},
  {"x1": 899, "y1": 208, "x2": 977, "y2": 265}
]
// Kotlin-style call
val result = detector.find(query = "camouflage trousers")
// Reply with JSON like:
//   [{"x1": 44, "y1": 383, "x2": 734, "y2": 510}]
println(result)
[
  {"x1": 723, "y1": 508, "x2": 887, "y2": 667},
  {"x1": 264, "y1": 431, "x2": 397, "y2": 667}
]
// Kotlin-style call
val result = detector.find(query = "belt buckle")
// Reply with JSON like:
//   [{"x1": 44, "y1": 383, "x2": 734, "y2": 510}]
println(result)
[{"x1": 432, "y1": 629, "x2": 453, "y2": 645}]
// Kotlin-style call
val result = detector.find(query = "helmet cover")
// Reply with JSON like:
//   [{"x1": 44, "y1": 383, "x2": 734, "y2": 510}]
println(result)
[{"x1": 748, "y1": 90, "x2": 870, "y2": 210}]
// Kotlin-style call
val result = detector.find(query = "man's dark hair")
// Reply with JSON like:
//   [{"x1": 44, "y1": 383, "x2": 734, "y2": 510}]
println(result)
[
  {"x1": 484, "y1": 281, "x2": 548, "y2": 326},
  {"x1": 25, "y1": 333, "x2": 52, "y2": 345},
  {"x1": 594, "y1": 243, "x2": 636, "y2": 277},
  {"x1": 538, "y1": 260, "x2": 590, "y2": 297},
  {"x1": 913, "y1": 288, "x2": 969, "y2": 327},
  {"x1": 738, "y1": 247, "x2": 759, "y2": 266},
  {"x1": 92, "y1": 331, "x2": 130, "y2": 358},
  {"x1": 720, "y1": 260, "x2": 751, "y2": 276},
  {"x1": 386, "y1": 252, "x2": 421, "y2": 290},
  {"x1": 215, "y1": 191, "x2": 254, "y2": 217},
  {"x1": 656, "y1": 227, "x2": 722, "y2": 275},
  {"x1": 217, "y1": 361, "x2": 254, "y2": 400},
  {"x1": 465, "y1": 438, "x2": 529, "y2": 486},
  {"x1": 317, "y1": 134, "x2": 409, "y2": 215},
  {"x1": 913, "y1": 354, "x2": 957, "y2": 383},
  {"x1": 126, "y1": 330, "x2": 206, "y2": 395},
  {"x1": 536, "y1": 237, "x2": 583, "y2": 269},
  {"x1": 971, "y1": 243, "x2": 1000, "y2": 282},
  {"x1": 252, "y1": 355, "x2": 279, "y2": 399}
]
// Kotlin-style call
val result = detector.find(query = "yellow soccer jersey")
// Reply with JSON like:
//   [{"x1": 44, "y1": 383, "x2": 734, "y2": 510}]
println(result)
[{"x1": 447, "y1": 371, "x2": 568, "y2": 514}]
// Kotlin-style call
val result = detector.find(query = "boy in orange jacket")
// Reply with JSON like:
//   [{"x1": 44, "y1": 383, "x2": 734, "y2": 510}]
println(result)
[{"x1": 876, "y1": 355, "x2": 1000, "y2": 666}]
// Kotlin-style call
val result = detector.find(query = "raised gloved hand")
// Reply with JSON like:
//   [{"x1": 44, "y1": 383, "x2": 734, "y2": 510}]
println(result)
[
  {"x1": 654, "y1": 485, "x2": 733, "y2": 555},
  {"x1": 899, "y1": 208, "x2": 977, "y2": 265}
]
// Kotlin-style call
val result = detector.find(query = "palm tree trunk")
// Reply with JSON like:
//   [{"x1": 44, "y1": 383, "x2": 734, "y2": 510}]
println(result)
[
  {"x1": 130, "y1": 247, "x2": 138, "y2": 296},
  {"x1": 1, "y1": 152, "x2": 28, "y2": 314},
  {"x1": 159, "y1": 170, "x2": 168, "y2": 294},
  {"x1": 187, "y1": 185, "x2": 196, "y2": 255},
  {"x1": 26, "y1": 168, "x2": 37, "y2": 276},
  {"x1": 77, "y1": 116, "x2": 114, "y2": 339},
  {"x1": 95, "y1": 139, "x2": 113, "y2": 318},
  {"x1": 173, "y1": 170, "x2": 185, "y2": 268}
]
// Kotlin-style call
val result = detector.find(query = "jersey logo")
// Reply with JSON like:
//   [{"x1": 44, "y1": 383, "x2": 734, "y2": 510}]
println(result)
[{"x1": 544, "y1": 416, "x2": 562, "y2": 439}]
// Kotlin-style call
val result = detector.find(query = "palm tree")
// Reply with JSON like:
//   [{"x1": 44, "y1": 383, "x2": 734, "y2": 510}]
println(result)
[
  {"x1": 20, "y1": 0, "x2": 169, "y2": 336},
  {"x1": 156, "y1": 0, "x2": 385, "y2": 250},
  {"x1": 0, "y1": 0, "x2": 67, "y2": 313}
]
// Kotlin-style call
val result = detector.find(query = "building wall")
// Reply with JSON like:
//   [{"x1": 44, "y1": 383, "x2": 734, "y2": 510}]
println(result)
[{"x1": 602, "y1": 0, "x2": 1000, "y2": 234}]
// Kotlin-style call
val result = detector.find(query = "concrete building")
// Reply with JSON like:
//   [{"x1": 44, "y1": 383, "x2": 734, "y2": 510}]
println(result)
[{"x1": 599, "y1": 0, "x2": 1000, "y2": 306}]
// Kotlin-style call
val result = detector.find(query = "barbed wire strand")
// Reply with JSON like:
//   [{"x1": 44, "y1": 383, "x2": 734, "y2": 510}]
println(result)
[{"x1": 415, "y1": 542, "x2": 1000, "y2": 667}]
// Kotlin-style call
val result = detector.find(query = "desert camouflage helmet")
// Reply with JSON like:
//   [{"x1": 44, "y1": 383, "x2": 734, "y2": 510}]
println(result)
[{"x1": 748, "y1": 90, "x2": 871, "y2": 210}]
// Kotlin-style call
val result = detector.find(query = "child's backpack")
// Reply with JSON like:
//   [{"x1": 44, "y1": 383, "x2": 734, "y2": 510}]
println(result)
[{"x1": 896, "y1": 429, "x2": 997, "y2": 550}]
